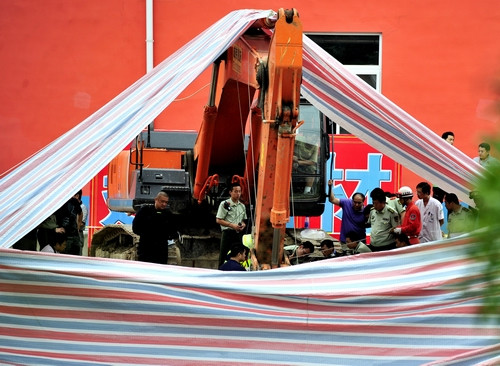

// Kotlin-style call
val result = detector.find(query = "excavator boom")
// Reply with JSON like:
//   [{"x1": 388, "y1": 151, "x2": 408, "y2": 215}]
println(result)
[
  {"x1": 104, "y1": 9, "x2": 326, "y2": 269},
  {"x1": 254, "y1": 9, "x2": 303, "y2": 268}
]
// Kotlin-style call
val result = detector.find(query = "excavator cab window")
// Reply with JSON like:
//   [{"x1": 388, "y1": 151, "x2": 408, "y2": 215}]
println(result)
[{"x1": 290, "y1": 102, "x2": 329, "y2": 217}]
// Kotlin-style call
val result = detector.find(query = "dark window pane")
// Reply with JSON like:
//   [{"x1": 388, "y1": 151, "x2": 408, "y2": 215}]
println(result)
[
  {"x1": 306, "y1": 34, "x2": 379, "y2": 65},
  {"x1": 358, "y1": 74, "x2": 377, "y2": 89}
]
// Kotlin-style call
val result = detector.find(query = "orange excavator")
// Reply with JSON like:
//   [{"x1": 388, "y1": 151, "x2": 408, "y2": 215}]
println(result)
[{"x1": 104, "y1": 9, "x2": 330, "y2": 269}]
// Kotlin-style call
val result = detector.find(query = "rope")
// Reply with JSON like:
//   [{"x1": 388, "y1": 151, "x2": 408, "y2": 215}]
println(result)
[
  {"x1": 173, "y1": 83, "x2": 210, "y2": 102},
  {"x1": 328, "y1": 120, "x2": 335, "y2": 197},
  {"x1": 290, "y1": 179, "x2": 298, "y2": 246},
  {"x1": 236, "y1": 52, "x2": 257, "y2": 235}
]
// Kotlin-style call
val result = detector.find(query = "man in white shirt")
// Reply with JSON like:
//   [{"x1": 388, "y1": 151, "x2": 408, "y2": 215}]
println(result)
[{"x1": 415, "y1": 182, "x2": 444, "y2": 242}]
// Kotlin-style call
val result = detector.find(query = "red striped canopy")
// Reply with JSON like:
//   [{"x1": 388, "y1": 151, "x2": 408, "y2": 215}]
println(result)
[
  {"x1": 0, "y1": 9, "x2": 496, "y2": 365},
  {"x1": 0, "y1": 236, "x2": 499, "y2": 364},
  {"x1": 0, "y1": 9, "x2": 481, "y2": 249}
]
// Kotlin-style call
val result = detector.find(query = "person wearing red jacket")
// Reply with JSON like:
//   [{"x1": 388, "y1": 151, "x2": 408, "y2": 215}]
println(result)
[{"x1": 390, "y1": 186, "x2": 421, "y2": 245}]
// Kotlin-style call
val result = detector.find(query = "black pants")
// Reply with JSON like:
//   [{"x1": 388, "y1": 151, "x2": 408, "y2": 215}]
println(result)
[
  {"x1": 37, "y1": 227, "x2": 55, "y2": 249},
  {"x1": 370, "y1": 242, "x2": 396, "y2": 252},
  {"x1": 219, "y1": 230, "x2": 243, "y2": 267},
  {"x1": 138, "y1": 242, "x2": 169, "y2": 264}
]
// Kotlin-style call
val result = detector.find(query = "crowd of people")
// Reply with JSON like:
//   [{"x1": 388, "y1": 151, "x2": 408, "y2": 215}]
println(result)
[
  {"x1": 131, "y1": 132, "x2": 494, "y2": 271},
  {"x1": 12, "y1": 190, "x2": 87, "y2": 255},
  {"x1": 307, "y1": 132, "x2": 492, "y2": 262},
  {"x1": 332, "y1": 181, "x2": 480, "y2": 253},
  {"x1": 215, "y1": 181, "x2": 483, "y2": 271},
  {"x1": 12, "y1": 131, "x2": 494, "y2": 272}
]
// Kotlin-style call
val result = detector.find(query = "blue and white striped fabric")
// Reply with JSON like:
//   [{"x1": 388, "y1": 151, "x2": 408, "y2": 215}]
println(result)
[
  {"x1": 0, "y1": 235, "x2": 499, "y2": 365},
  {"x1": 1, "y1": 10, "x2": 495, "y2": 363},
  {"x1": 0, "y1": 9, "x2": 481, "y2": 248},
  {"x1": 0, "y1": 9, "x2": 274, "y2": 249},
  {"x1": 302, "y1": 35, "x2": 481, "y2": 202}
]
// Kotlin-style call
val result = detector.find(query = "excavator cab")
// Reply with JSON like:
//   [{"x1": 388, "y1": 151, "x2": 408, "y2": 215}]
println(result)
[
  {"x1": 290, "y1": 101, "x2": 329, "y2": 217},
  {"x1": 106, "y1": 130, "x2": 197, "y2": 215}
]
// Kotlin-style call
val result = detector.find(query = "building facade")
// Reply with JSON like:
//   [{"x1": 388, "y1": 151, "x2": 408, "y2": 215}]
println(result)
[{"x1": 1, "y1": 0, "x2": 499, "y2": 239}]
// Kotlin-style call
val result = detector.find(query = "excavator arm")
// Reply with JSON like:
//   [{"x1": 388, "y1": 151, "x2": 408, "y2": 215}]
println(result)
[
  {"x1": 192, "y1": 9, "x2": 303, "y2": 268},
  {"x1": 105, "y1": 9, "x2": 317, "y2": 269},
  {"x1": 190, "y1": 9, "x2": 304, "y2": 269},
  {"x1": 253, "y1": 8, "x2": 303, "y2": 268}
]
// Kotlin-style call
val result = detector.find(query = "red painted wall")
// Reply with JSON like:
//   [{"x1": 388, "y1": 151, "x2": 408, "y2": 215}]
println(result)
[
  {"x1": 0, "y1": 0, "x2": 145, "y2": 174},
  {"x1": 1, "y1": 0, "x2": 499, "y2": 185}
]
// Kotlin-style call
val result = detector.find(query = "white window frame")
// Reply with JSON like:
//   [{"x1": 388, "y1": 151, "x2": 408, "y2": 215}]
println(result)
[{"x1": 306, "y1": 33, "x2": 382, "y2": 134}]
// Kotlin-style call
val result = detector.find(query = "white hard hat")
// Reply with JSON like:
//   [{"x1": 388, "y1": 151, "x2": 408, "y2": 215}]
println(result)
[{"x1": 398, "y1": 186, "x2": 413, "y2": 198}]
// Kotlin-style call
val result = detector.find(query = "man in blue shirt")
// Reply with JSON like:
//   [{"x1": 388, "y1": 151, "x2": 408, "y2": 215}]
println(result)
[{"x1": 328, "y1": 180, "x2": 366, "y2": 253}]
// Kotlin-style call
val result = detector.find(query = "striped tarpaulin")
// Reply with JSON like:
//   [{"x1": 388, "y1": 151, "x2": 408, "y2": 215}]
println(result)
[
  {"x1": 0, "y1": 10, "x2": 496, "y2": 364},
  {"x1": 0, "y1": 9, "x2": 274, "y2": 249},
  {"x1": 302, "y1": 35, "x2": 481, "y2": 202},
  {"x1": 0, "y1": 9, "x2": 482, "y2": 249},
  {"x1": 0, "y1": 236, "x2": 499, "y2": 365}
]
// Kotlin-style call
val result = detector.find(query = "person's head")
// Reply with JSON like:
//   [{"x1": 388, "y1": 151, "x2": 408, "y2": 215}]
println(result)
[
  {"x1": 320, "y1": 239, "x2": 335, "y2": 257},
  {"x1": 444, "y1": 193, "x2": 460, "y2": 211},
  {"x1": 478, "y1": 142, "x2": 491, "y2": 161},
  {"x1": 229, "y1": 243, "x2": 248, "y2": 263},
  {"x1": 370, "y1": 187, "x2": 384, "y2": 198},
  {"x1": 53, "y1": 232, "x2": 67, "y2": 253},
  {"x1": 229, "y1": 182, "x2": 242, "y2": 202},
  {"x1": 154, "y1": 191, "x2": 169, "y2": 210},
  {"x1": 416, "y1": 182, "x2": 431, "y2": 200},
  {"x1": 394, "y1": 233, "x2": 410, "y2": 248},
  {"x1": 345, "y1": 231, "x2": 361, "y2": 250},
  {"x1": 351, "y1": 192, "x2": 365, "y2": 212},
  {"x1": 370, "y1": 190, "x2": 386, "y2": 212},
  {"x1": 441, "y1": 131, "x2": 455, "y2": 145},
  {"x1": 74, "y1": 189, "x2": 83, "y2": 202},
  {"x1": 297, "y1": 241, "x2": 315, "y2": 257},
  {"x1": 397, "y1": 186, "x2": 413, "y2": 206}
]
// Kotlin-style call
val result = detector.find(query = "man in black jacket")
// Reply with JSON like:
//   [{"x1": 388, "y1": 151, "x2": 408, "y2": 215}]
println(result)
[
  {"x1": 55, "y1": 194, "x2": 82, "y2": 255},
  {"x1": 132, "y1": 191, "x2": 177, "y2": 264}
]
